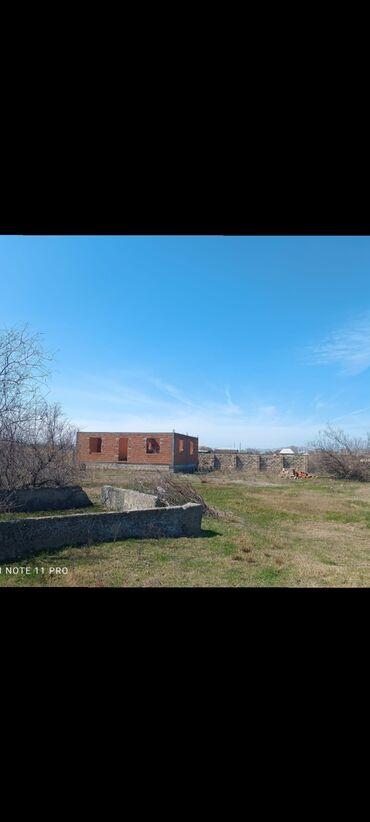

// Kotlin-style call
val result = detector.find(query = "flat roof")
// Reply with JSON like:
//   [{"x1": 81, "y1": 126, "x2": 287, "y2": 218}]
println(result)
[{"x1": 78, "y1": 431, "x2": 197, "y2": 438}]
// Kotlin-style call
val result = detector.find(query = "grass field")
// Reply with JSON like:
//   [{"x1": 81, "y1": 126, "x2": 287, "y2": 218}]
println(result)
[{"x1": 2, "y1": 471, "x2": 370, "y2": 587}]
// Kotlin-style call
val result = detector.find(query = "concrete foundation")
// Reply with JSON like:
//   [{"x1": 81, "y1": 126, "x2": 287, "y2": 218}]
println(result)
[
  {"x1": 101, "y1": 485, "x2": 166, "y2": 511},
  {"x1": 81, "y1": 462, "x2": 172, "y2": 472},
  {"x1": 0, "y1": 486, "x2": 92, "y2": 513},
  {"x1": 81, "y1": 462, "x2": 198, "y2": 474},
  {"x1": 0, "y1": 503, "x2": 203, "y2": 563}
]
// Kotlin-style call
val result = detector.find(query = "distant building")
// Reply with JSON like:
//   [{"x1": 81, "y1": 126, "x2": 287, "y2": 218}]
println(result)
[
  {"x1": 77, "y1": 431, "x2": 198, "y2": 473},
  {"x1": 279, "y1": 448, "x2": 295, "y2": 455}
]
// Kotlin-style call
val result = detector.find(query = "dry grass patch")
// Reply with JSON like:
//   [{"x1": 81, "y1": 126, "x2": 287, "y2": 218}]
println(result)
[
  {"x1": 281, "y1": 519, "x2": 370, "y2": 587},
  {"x1": 2, "y1": 474, "x2": 370, "y2": 587}
]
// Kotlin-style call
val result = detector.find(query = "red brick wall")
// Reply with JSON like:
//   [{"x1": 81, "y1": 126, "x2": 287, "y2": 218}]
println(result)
[
  {"x1": 173, "y1": 433, "x2": 198, "y2": 466},
  {"x1": 127, "y1": 434, "x2": 173, "y2": 465},
  {"x1": 77, "y1": 432, "x2": 174, "y2": 465},
  {"x1": 77, "y1": 432, "x2": 119, "y2": 463}
]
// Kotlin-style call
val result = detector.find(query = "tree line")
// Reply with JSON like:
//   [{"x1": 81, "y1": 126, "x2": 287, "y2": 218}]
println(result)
[
  {"x1": 1, "y1": 325, "x2": 370, "y2": 509},
  {"x1": 0, "y1": 325, "x2": 77, "y2": 507}
]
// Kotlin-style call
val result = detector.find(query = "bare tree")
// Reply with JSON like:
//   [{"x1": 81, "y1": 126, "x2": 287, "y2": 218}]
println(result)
[
  {"x1": 0, "y1": 325, "x2": 50, "y2": 424},
  {"x1": 309, "y1": 426, "x2": 370, "y2": 481},
  {"x1": 0, "y1": 326, "x2": 78, "y2": 505},
  {"x1": 13, "y1": 402, "x2": 76, "y2": 488}
]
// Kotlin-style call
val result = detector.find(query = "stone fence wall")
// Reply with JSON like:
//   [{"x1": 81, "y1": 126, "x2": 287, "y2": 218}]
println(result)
[
  {"x1": 0, "y1": 485, "x2": 92, "y2": 513},
  {"x1": 214, "y1": 453, "x2": 236, "y2": 470},
  {"x1": 236, "y1": 454, "x2": 261, "y2": 472},
  {"x1": 197, "y1": 452, "x2": 215, "y2": 471},
  {"x1": 0, "y1": 503, "x2": 203, "y2": 563},
  {"x1": 198, "y1": 452, "x2": 309, "y2": 474}
]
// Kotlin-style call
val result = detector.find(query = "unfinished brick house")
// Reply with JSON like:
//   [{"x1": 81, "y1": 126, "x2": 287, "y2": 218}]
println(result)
[{"x1": 77, "y1": 432, "x2": 198, "y2": 473}]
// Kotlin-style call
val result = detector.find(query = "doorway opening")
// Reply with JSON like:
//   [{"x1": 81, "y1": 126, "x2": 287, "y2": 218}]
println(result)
[{"x1": 118, "y1": 437, "x2": 128, "y2": 461}]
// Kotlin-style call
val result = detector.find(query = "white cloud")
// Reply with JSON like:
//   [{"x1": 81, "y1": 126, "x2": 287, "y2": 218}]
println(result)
[
  {"x1": 259, "y1": 405, "x2": 277, "y2": 416},
  {"x1": 309, "y1": 313, "x2": 370, "y2": 375},
  {"x1": 51, "y1": 369, "x2": 370, "y2": 449},
  {"x1": 223, "y1": 387, "x2": 242, "y2": 415},
  {"x1": 311, "y1": 394, "x2": 329, "y2": 410},
  {"x1": 148, "y1": 377, "x2": 197, "y2": 408}
]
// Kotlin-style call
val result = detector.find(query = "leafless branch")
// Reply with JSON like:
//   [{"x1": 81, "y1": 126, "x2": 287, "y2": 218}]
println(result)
[
  {"x1": 0, "y1": 326, "x2": 77, "y2": 506},
  {"x1": 309, "y1": 426, "x2": 370, "y2": 481}
]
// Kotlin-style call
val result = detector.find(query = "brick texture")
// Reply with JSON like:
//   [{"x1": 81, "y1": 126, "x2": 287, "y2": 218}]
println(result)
[
  {"x1": 173, "y1": 433, "x2": 198, "y2": 467},
  {"x1": 77, "y1": 432, "x2": 198, "y2": 470}
]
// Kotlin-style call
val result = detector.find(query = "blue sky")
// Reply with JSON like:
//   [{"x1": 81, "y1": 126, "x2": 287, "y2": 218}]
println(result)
[{"x1": 1, "y1": 234, "x2": 370, "y2": 447}]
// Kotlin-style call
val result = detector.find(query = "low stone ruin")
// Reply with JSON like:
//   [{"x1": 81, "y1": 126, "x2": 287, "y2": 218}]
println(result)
[
  {"x1": 101, "y1": 485, "x2": 168, "y2": 511},
  {"x1": 0, "y1": 485, "x2": 93, "y2": 513}
]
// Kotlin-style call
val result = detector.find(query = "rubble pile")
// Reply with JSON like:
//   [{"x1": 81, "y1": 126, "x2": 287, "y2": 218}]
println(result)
[{"x1": 280, "y1": 468, "x2": 313, "y2": 480}]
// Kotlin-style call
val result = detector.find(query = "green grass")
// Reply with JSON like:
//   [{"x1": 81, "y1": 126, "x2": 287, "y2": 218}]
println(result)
[
  {"x1": 256, "y1": 567, "x2": 284, "y2": 584},
  {"x1": 324, "y1": 512, "x2": 361, "y2": 524},
  {"x1": 1, "y1": 473, "x2": 370, "y2": 587}
]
